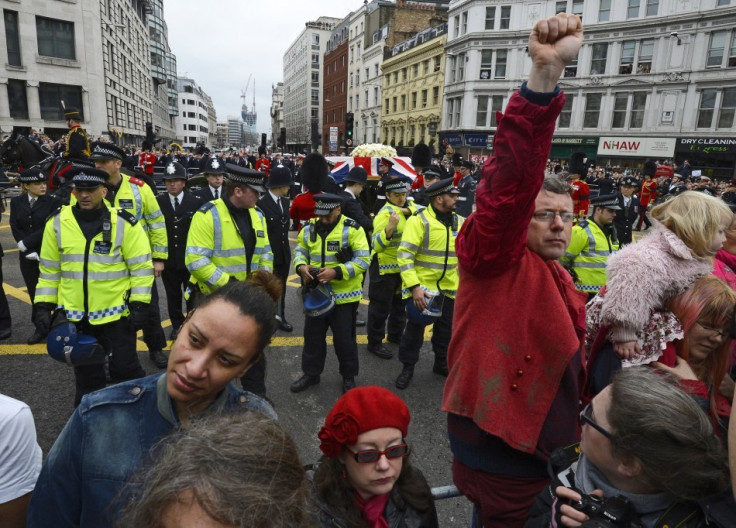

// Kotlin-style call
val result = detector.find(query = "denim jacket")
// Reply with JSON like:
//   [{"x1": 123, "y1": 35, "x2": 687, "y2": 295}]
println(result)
[{"x1": 27, "y1": 373, "x2": 276, "y2": 528}]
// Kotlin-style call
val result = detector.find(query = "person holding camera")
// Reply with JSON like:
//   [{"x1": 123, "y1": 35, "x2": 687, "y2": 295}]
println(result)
[
  {"x1": 290, "y1": 193, "x2": 371, "y2": 394},
  {"x1": 525, "y1": 368, "x2": 734, "y2": 528}
]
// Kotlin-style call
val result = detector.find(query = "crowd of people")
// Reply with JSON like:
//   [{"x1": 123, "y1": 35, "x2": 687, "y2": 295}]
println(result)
[{"x1": 2, "y1": 12, "x2": 736, "y2": 528}]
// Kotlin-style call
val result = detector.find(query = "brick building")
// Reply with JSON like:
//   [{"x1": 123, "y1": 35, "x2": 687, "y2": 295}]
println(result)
[{"x1": 323, "y1": 18, "x2": 349, "y2": 155}]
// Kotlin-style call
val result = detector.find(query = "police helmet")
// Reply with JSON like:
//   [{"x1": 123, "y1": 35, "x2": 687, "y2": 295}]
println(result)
[
  {"x1": 47, "y1": 321, "x2": 106, "y2": 366},
  {"x1": 302, "y1": 283, "x2": 336, "y2": 318},
  {"x1": 405, "y1": 297, "x2": 442, "y2": 326}
]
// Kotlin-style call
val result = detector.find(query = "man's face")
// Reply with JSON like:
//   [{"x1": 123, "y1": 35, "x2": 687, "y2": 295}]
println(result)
[
  {"x1": 423, "y1": 176, "x2": 440, "y2": 189},
  {"x1": 318, "y1": 207, "x2": 341, "y2": 227},
  {"x1": 206, "y1": 174, "x2": 223, "y2": 189},
  {"x1": 75, "y1": 186, "x2": 107, "y2": 210},
  {"x1": 94, "y1": 158, "x2": 121, "y2": 177},
  {"x1": 620, "y1": 185, "x2": 635, "y2": 197},
  {"x1": 526, "y1": 190, "x2": 574, "y2": 261},
  {"x1": 387, "y1": 191, "x2": 407, "y2": 207},
  {"x1": 232, "y1": 185, "x2": 259, "y2": 209},
  {"x1": 433, "y1": 193, "x2": 458, "y2": 213},
  {"x1": 270, "y1": 185, "x2": 290, "y2": 197},
  {"x1": 596, "y1": 207, "x2": 617, "y2": 225},
  {"x1": 165, "y1": 178, "x2": 186, "y2": 196},
  {"x1": 379, "y1": 164, "x2": 389, "y2": 175}
]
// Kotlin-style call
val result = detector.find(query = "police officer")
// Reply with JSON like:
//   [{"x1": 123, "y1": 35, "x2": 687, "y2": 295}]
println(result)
[
  {"x1": 9, "y1": 167, "x2": 61, "y2": 344},
  {"x1": 186, "y1": 163, "x2": 273, "y2": 396},
  {"x1": 290, "y1": 193, "x2": 371, "y2": 394},
  {"x1": 455, "y1": 160, "x2": 477, "y2": 218},
  {"x1": 340, "y1": 166, "x2": 373, "y2": 236},
  {"x1": 90, "y1": 141, "x2": 169, "y2": 368},
  {"x1": 561, "y1": 194, "x2": 621, "y2": 299},
  {"x1": 410, "y1": 166, "x2": 442, "y2": 207},
  {"x1": 372, "y1": 157, "x2": 394, "y2": 213},
  {"x1": 62, "y1": 108, "x2": 90, "y2": 161},
  {"x1": 367, "y1": 178, "x2": 418, "y2": 360},
  {"x1": 156, "y1": 161, "x2": 203, "y2": 341},
  {"x1": 195, "y1": 156, "x2": 227, "y2": 202},
  {"x1": 257, "y1": 164, "x2": 293, "y2": 332},
  {"x1": 34, "y1": 166, "x2": 153, "y2": 405},
  {"x1": 395, "y1": 178, "x2": 463, "y2": 390},
  {"x1": 614, "y1": 175, "x2": 640, "y2": 246}
]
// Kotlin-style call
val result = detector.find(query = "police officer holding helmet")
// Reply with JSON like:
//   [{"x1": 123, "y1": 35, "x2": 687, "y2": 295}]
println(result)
[
  {"x1": 290, "y1": 193, "x2": 371, "y2": 394},
  {"x1": 35, "y1": 166, "x2": 153, "y2": 405},
  {"x1": 395, "y1": 177, "x2": 463, "y2": 389}
]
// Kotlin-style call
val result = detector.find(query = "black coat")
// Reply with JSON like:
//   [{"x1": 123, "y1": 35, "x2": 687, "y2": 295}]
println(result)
[
  {"x1": 256, "y1": 193, "x2": 291, "y2": 267},
  {"x1": 9, "y1": 193, "x2": 60, "y2": 255},
  {"x1": 339, "y1": 191, "x2": 373, "y2": 235},
  {"x1": 193, "y1": 185, "x2": 226, "y2": 203},
  {"x1": 156, "y1": 191, "x2": 203, "y2": 270},
  {"x1": 613, "y1": 193, "x2": 640, "y2": 246}
]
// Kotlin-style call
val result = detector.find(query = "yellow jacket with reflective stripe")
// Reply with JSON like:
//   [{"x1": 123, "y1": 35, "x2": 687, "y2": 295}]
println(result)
[
  {"x1": 35, "y1": 205, "x2": 154, "y2": 325},
  {"x1": 397, "y1": 206, "x2": 463, "y2": 299},
  {"x1": 371, "y1": 202, "x2": 418, "y2": 275},
  {"x1": 293, "y1": 216, "x2": 370, "y2": 304},
  {"x1": 185, "y1": 199, "x2": 273, "y2": 294},
  {"x1": 560, "y1": 219, "x2": 619, "y2": 295}
]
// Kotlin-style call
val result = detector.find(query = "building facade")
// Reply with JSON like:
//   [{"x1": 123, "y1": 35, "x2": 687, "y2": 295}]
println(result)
[
  {"x1": 443, "y1": 0, "x2": 736, "y2": 176},
  {"x1": 215, "y1": 121, "x2": 228, "y2": 149},
  {"x1": 282, "y1": 16, "x2": 341, "y2": 153},
  {"x1": 270, "y1": 82, "x2": 284, "y2": 149},
  {"x1": 323, "y1": 18, "x2": 350, "y2": 154},
  {"x1": 176, "y1": 77, "x2": 216, "y2": 150},
  {"x1": 147, "y1": 0, "x2": 177, "y2": 145},
  {"x1": 227, "y1": 115, "x2": 244, "y2": 148},
  {"x1": 381, "y1": 24, "x2": 447, "y2": 151}
]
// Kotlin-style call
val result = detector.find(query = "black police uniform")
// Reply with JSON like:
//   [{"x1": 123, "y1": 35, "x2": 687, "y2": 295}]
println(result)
[{"x1": 614, "y1": 177, "x2": 641, "y2": 246}]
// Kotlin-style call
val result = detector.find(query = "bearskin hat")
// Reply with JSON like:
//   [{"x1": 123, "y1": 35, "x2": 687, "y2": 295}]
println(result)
[
  {"x1": 642, "y1": 160, "x2": 657, "y2": 177},
  {"x1": 411, "y1": 143, "x2": 433, "y2": 168},
  {"x1": 301, "y1": 152, "x2": 329, "y2": 193},
  {"x1": 451, "y1": 152, "x2": 463, "y2": 166},
  {"x1": 568, "y1": 151, "x2": 587, "y2": 175}
]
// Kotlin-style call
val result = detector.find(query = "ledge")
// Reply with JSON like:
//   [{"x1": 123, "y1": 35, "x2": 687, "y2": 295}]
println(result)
[{"x1": 35, "y1": 55, "x2": 80, "y2": 68}]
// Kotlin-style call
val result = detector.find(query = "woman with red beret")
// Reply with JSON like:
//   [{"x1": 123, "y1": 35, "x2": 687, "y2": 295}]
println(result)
[{"x1": 311, "y1": 386, "x2": 438, "y2": 528}]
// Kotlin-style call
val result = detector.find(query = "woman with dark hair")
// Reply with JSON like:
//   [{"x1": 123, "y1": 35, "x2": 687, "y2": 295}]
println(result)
[
  {"x1": 119, "y1": 412, "x2": 311, "y2": 528},
  {"x1": 27, "y1": 272, "x2": 281, "y2": 528},
  {"x1": 311, "y1": 386, "x2": 438, "y2": 528}
]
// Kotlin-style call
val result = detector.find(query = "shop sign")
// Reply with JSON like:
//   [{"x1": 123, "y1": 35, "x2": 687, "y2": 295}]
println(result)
[
  {"x1": 552, "y1": 137, "x2": 599, "y2": 146},
  {"x1": 676, "y1": 137, "x2": 736, "y2": 155},
  {"x1": 597, "y1": 137, "x2": 676, "y2": 157},
  {"x1": 464, "y1": 133, "x2": 489, "y2": 147},
  {"x1": 443, "y1": 133, "x2": 463, "y2": 146}
]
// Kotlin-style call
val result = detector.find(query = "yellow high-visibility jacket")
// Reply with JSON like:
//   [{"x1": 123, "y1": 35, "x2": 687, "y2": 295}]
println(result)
[{"x1": 372, "y1": 201, "x2": 419, "y2": 275}]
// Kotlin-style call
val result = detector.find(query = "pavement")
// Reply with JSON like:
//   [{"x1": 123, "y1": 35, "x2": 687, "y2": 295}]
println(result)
[{"x1": 0, "y1": 203, "x2": 472, "y2": 525}]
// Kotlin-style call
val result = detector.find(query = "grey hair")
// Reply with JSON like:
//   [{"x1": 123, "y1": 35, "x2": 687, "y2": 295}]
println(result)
[
  {"x1": 118, "y1": 412, "x2": 313, "y2": 528},
  {"x1": 607, "y1": 368, "x2": 729, "y2": 501},
  {"x1": 541, "y1": 176, "x2": 572, "y2": 195}
]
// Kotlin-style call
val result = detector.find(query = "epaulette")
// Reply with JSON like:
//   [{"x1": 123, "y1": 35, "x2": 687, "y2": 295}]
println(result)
[
  {"x1": 197, "y1": 201, "x2": 217, "y2": 213},
  {"x1": 128, "y1": 176, "x2": 145, "y2": 187},
  {"x1": 46, "y1": 206, "x2": 63, "y2": 221},
  {"x1": 117, "y1": 209, "x2": 138, "y2": 225},
  {"x1": 577, "y1": 218, "x2": 589, "y2": 228},
  {"x1": 344, "y1": 217, "x2": 358, "y2": 228}
]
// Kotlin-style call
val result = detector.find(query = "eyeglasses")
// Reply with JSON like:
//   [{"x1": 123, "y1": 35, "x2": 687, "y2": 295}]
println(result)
[
  {"x1": 580, "y1": 403, "x2": 615, "y2": 442},
  {"x1": 346, "y1": 443, "x2": 409, "y2": 464},
  {"x1": 696, "y1": 321, "x2": 730, "y2": 338},
  {"x1": 532, "y1": 210, "x2": 576, "y2": 224}
]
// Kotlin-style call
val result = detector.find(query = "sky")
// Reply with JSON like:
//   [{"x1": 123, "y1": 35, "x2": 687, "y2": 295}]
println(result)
[{"x1": 163, "y1": 0, "x2": 355, "y2": 134}]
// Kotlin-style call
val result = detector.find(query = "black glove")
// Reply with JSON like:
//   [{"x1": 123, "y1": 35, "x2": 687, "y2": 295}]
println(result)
[
  {"x1": 335, "y1": 246, "x2": 353, "y2": 264},
  {"x1": 33, "y1": 302, "x2": 55, "y2": 335},
  {"x1": 128, "y1": 301, "x2": 149, "y2": 329}
]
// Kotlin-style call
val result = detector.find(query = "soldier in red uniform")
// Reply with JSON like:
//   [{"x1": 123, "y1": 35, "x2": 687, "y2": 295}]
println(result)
[
  {"x1": 636, "y1": 160, "x2": 658, "y2": 230},
  {"x1": 255, "y1": 147, "x2": 271, "y2": 176},
  {"x1": 289, "y1": 153, "x2": 328, "y2": 232},
  {"x1": 139, "y1": 140, "x2": 157, "y2": 176},
  {"x1": 568, "y1": 151, "x2": 590, "y2": 221}
]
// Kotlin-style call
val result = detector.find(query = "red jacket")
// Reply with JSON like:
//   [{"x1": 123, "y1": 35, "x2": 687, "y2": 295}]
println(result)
[
  {"x1": 255, "y1": 158, "x2": 271, "y2": 175},
  {"x1": 639, "y1": 179, "x2": 657, "y2": 206},
  {"x1": 289, "y1": 191, "x2": 317, "y2": 231},
  {"x1": 139, "y1": 152, "x2": 156, "y2": 175},
  {"x1": 443, "y1": 91, "x2": 587, "y2": 455},
  {"x1": 570, "y1": 180, "x2": 590, "y2": 217}
]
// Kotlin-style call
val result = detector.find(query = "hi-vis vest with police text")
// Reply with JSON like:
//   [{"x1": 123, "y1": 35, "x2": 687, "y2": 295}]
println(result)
[
  {"x1": 397, "y1": 206, "x2": 462, "y2": 299},
  {"x1": 35, "y1": 205, "x2": 154, "y2": 324},
  {"x1": 293, "y1": 216, "x2": 370, "y2": 304},
  {"x1": 372, "y1": 202, "x2": 418, "y2": 275},
  {"x1": 561, "y1": 219, "x2": 619, "y2": 294},
  {"x1": 185, "y1": 199, "x2": 273, "y2": 294}
]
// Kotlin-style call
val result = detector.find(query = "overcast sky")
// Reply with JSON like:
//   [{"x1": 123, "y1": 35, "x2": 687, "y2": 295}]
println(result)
[{"x1": 163, "y1": 0, "x2": 355, "y2": 134}]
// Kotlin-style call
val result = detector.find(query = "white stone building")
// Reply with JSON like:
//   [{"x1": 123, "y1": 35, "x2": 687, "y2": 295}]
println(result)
[
  {"x1": 270, "y1": 82, "x2": 284, "y2": 148},
  {"x1": 176, "y1": 77, "x2": 216, "y2": 150}
]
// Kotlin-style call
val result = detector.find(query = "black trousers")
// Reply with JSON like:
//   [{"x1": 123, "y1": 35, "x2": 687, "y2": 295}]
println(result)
[
  {"x1": 161, "y1": 267, "x2": 190, "y2": 331},
  {"x1": 398, "y1": 297, "x2": 455, "y2": 366},
  {"x1": 273, "y1": 260, "x2": 290, "y2": 320},
  {"x1": 366, "y1": 263, "x2": 405, "y2": 347},
  {"x1": 0, "y1": 259, "x2": 11, "y2": 331},
  {"x1": 140, "y1": 281, "x2": 167, "y2": 351},
  {"x1": 636, "y1": 205, "x2": 652, "y2": 230},
  {"x1": 74, "y1": 317, "x2": 145, "y2": 406},
  {"x1": 19, "y1": 255, "x2": 40, "y2": 331},
  {"x1": 302, "y1": 301, "x2": 359, "y2": 378}
]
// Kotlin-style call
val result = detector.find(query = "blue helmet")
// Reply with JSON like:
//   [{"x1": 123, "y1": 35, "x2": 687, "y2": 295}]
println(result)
[
  {"x1": 405, "y1": 296, "x2": 443, "y2": 326},
  {"x1": 47, "y1": 321, "x2": 105, "y2": 366},
  {"x1": 302, "y1": 283, "x2": 336, "y2": 318}
]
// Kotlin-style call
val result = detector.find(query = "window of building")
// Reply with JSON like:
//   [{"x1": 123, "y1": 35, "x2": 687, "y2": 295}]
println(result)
[
  {"x1": 708, "y1": 31, "x2": 727, "y2": 67},
  {"x1": 433, "y1": 86, "x2": 440, "y2": 105},
  {"x1": 637, "y1": 39, "x2": 653, "y2": 73},
  {"x1": 312, "y1": 34, "x2": 319, "y2": 46},
  {"x1": 457, "y1": 53, "x2": 465, "y2": 81},
  {"x1": 311, "y1": 89, "x2": 319, "y2": 104},
  {"x1": 434, "y1": 56, "x2": 441, "y2": 71},
  {"x1": 559, "y1": 94, "x2": 574, "y2": 128},
  {"x1": 411, "y1": 92, "x2": 417, "y2": 109},
  {"x1": 718, "y1": 88, "x2": 736, "y2": 128},
  {"x1": 312, "y1": 71, "x2": 319, "y2": 85},
  {"x1": 718, "y1": 0, "x2": 731, "y2": 5},
  {"x1": 645, "y1": 0, "x2": 659, "y2": 16},
  {"x1": 591, "y1": 43, "x2": 608, "y2": 75},
  {"x1": 630, "y1": 92, "x2": 647, "y2": 127},
  {"x1": 476, "y1": 95, "x2": 489, "y2": 127},
  {"x1": 730, "y1": 33, "x2": 736, "y2": 66},
  {"x1": 627, "y1": 0, "x2": 640, "y2": 18},
  {"x1": 7, "y1": 79, "x2": 28, "y2": 118},
  {"x1": 612, "y1": 93, "x2": 628, "y2": 128},
  {"x1": 565, "y1": 56, "x2": 578, "y2": 77},
  {"x1": 490, "y1": 96, "x2": 504, "y2": 126},
  {"x1": 4, "y1": 10, "x2": 21, "y2": 66},
  {"x1": 392, "y1": 97, "x2": 397, "y2": 112},
  {"x1": 599, "y1": 0, "x2": 611, "y2": 22},
  {"x1": 401, "y1": 94, "x2": 406, "y2": 110},
  {"x1": 385, "y1": 99, "x2": 390, "y2": 113},
  {"x1": 619, "y1": 40, "x2": 635, "y2": 74},
  {"x1": 556, "y1": 1, "x2": 567, "y2": 13},
  {"x1": 402, "y1": 68, "x2": 407, "y2": 81},
  {"x1": 422, "y1": 89, "x2": 428, "y2": 108},
  {"x1": 696, "y1": 89, "x2": 717, "y2": 128},
  {"x1": 454, "y1": 15, "x2": 460, "y2": 38},
  {"x1": 413, "y1": 64, "x2": 419, "y2": 77},
  {"x1": 356, "y1": 94, "x2": 360, "y2": 108},
  {"x1": 572, "y1": 0, "x2": 584, "y2": 18},
  {"x1": 312, "y1": 53, "x2": 319, "y2": 66},
  {"x1": 461, "y1": 11, "x2": 467, "y2": 34},
  {"x1": 39, "y1": 82, "x2": 82, "y2": 120},
  {"x1": 495, "y1": 50, "x2": 507, "y2": 78},
  {"x1": 485, "y1": 6, "x2": 496, "y2": 30},
  {"x1": 480, "y1": 50, "x2": 493, "y2": 79},
  {"x1": 500, "y1": 6, "x2": 511, "y2": 29},
  {"x1": 583, "y1": 93, "x2": 602, "y2": 128},
  {"x1": 374, "y1": 87, "x2": 379, "y2": 105},
  {"x1": 36, "y1": 16, "x2": 76, "y2": 60},
  {"x1": 394, "y1": 72, "x2": 398, "y2": 83}
]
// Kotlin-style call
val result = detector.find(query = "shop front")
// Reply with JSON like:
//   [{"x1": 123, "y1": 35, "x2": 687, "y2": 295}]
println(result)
[
  {"x1": 438, "y1": 131, "x2": 492, "y2": 165},
  {"x1": 675, "y1": 137, "x2": 736, "y2": 180},
  {"x1": 549, "y1": 136, "x2": 599, "y2": 163},
  {"x1": 596, "y1": 136, "x2": 676, "y2": 170}
]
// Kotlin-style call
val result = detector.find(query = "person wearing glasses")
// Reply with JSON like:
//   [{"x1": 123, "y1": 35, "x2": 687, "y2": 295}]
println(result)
[
  {"x1": 526, "y1": 367, "x2": 733, "y2": 528},
  {"x1": 442, "y1": 13, "x2": 587, "y2": 527},
  {"x1": 310, "y1": 385, "x2": 438, "y2": 527}
]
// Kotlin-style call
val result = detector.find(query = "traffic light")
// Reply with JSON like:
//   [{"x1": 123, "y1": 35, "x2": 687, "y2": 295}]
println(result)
[
  {"x1": 345, "y1": 112, "x2": 354, "y2": 147},
  {"x1": 280, "y1": 127, "x2": 286, "y2": 148},
  {"x1": 261, "y1": 133, "x2": 267, "y2": 148}
]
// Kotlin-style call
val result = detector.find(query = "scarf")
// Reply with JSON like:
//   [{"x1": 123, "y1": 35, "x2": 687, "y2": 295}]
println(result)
[{"x1": 355, "y1": 491, "x2": 389, "y2": 528}]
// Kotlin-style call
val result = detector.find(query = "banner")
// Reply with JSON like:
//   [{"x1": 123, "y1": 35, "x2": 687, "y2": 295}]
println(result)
[{"x1": 597, "y1": 137, "x2": 676, "y2": 157}]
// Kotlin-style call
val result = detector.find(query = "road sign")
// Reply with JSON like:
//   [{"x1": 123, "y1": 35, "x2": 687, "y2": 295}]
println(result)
[
  {"x1": 428, "y1": 122, "x2": 437, "y2": 137},
  {"x1": 329, "y1": 126, "x2": 338, "y2": 152},
  {"x1": 346, "y1": 138, "x2": 353, "y2": 146},
  {"x1": 486, "y1": 135, "x2": 493, "y2": 149}
]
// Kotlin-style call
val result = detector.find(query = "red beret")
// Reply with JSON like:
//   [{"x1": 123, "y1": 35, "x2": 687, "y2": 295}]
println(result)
[{"x1": 318, "y1": 386, "x2": 410, "y2": 458}]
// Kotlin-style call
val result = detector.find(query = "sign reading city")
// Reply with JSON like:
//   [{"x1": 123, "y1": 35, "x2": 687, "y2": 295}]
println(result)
[{"x1": 597, "y1": 136, "x2": 676, "y2": 158}]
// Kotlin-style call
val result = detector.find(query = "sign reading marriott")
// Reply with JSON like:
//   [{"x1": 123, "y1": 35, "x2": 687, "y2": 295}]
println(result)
[{"x1": 597, "y1": 137, "x2": 676, "y2": 158}]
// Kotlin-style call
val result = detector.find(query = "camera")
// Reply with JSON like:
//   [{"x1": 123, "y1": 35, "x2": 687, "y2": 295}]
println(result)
[{"x1": 569, "y1": 490, "x2": 642, "y2": 527}]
